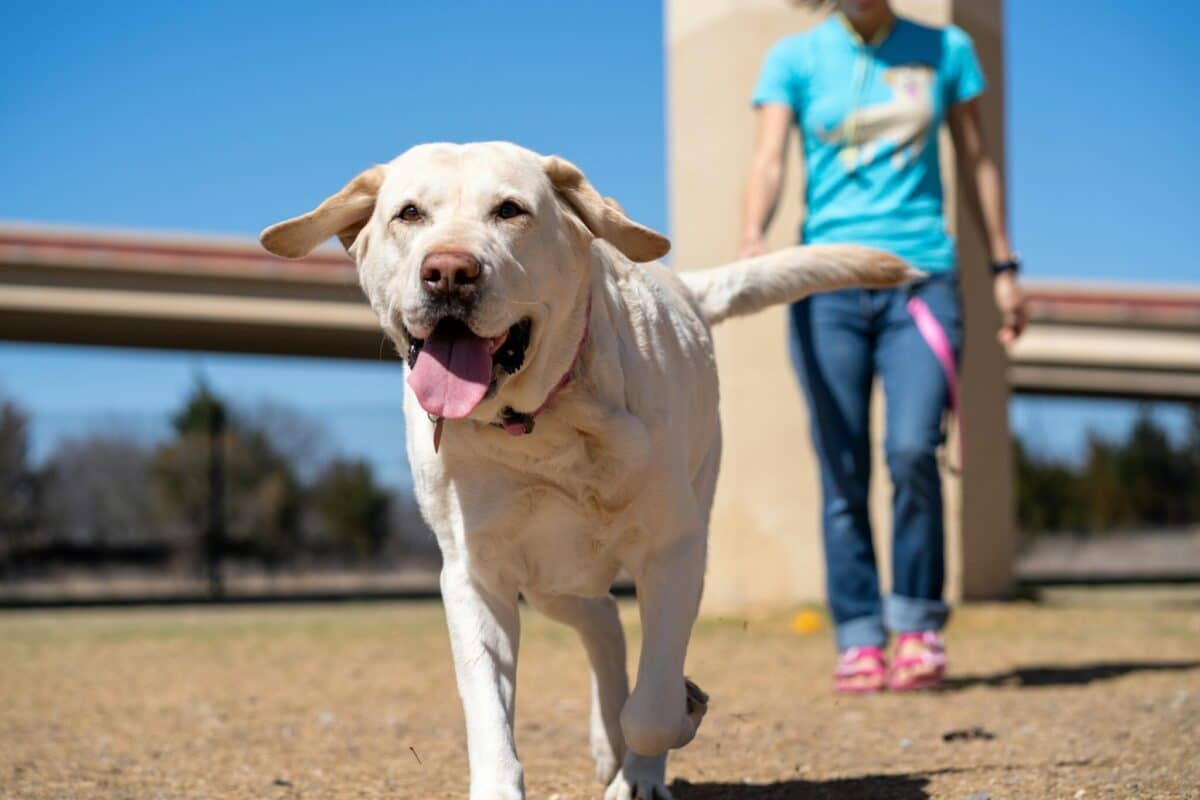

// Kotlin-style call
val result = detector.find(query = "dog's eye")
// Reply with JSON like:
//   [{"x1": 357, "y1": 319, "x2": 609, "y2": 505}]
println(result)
[
  {"x1": 495, "y1": 200, "x2": 527, "y2": 221},
  {"x1": 396, "y1": 204, "x2": 423, "y2": 223}
]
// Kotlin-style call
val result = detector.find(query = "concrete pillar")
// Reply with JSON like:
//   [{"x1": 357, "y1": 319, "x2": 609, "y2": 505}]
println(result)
[
  {"x1": 666, "y1": 0, "x2": 1014, "y2": 613},
  {"x1": 948, "y1": 0, "x2": 1017, "y2": 600}
]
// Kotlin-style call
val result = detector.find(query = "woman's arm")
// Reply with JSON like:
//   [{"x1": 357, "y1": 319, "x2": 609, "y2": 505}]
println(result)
[
  {"x1": 948, "y1": 98, "x2": 1027, "y2": 344},
  {"x1": 739, "y1": 103, "x2": 795, "y2": 258}
]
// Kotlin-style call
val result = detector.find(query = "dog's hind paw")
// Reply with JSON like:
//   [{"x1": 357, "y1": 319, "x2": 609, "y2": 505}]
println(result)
[
  {"x1": 604, "y1": 752, "x2": 671, "y2": 800},
  {"x1": 669, "y1": 677, "x2": 709, "y2": 750},
  {"x1": 589, "y1": 695, "x2": 624, "y2": 784}
]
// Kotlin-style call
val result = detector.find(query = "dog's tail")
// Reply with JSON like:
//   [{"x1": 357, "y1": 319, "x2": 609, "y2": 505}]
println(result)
[{"x1": 680, "y1": 245, "x2": 922, "y2": 326}]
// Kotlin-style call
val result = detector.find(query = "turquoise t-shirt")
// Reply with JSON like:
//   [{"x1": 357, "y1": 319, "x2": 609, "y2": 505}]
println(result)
[{"x1": 752, "y1": 15, "x2": 985, "y2": 271}]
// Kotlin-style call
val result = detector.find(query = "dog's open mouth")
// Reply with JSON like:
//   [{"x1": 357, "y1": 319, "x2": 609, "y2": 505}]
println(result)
[{"x1": 405, "y1": 317, "x2": 532, "y2": 420}]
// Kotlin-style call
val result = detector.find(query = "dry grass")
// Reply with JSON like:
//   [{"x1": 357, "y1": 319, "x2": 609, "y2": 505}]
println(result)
[{"x1": 2, "y1": 591, "x2": 1199, "y2": 799}]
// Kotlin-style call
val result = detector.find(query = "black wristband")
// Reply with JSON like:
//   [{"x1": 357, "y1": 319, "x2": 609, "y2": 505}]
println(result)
[{"x1": 991, "y1": 256, "x2": 1021, "y2": 276}]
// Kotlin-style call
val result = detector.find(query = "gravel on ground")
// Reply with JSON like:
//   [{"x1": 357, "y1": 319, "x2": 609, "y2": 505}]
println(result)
[{"x1": 2, "y1": 589, "x2": 1198, "y2": 799}]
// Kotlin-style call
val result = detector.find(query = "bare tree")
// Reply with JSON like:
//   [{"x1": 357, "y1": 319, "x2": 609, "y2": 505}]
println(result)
[
  {"x1": 41, "y1": 435, "x2": 166, "y2": 546},
  {"x1": 387, "y1": 487, "x2": 440, "y2": 566},
  {"x1": 0, "y1": 400, "x2": 37, "y2": 551},
  {"x1": 237, "y1": 400, "x2": 333, "y2": 485}
]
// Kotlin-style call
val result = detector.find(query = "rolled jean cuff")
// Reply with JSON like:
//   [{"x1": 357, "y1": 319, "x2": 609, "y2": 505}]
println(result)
[
  {"x1": 884, "y1": 594, "x2": 950, "y2": 634},
  {"x1": 834, "y1": 614, "x2": 887, "y2": 652}
]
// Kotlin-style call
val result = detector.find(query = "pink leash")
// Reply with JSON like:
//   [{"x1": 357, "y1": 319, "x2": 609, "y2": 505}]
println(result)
[{"x1": 906, "y1": 296, "x2": 961, "y2": 470}]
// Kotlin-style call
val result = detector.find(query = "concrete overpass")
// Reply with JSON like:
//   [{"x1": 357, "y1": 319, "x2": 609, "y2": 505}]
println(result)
[
  {"x1": 1013, "y1": 283, "x2": 1200, "y2": 400},
  {"x1": 0, "y1": 224, "x2": 383, "y2": 361},
  {"x1": 4, "y1": 223, "x2": 1197, "y2": 392}
]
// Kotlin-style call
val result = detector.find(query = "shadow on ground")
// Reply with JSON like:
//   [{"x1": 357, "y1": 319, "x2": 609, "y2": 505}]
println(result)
[
  {"x1": 671, "y1": 773, "x2": 930, "y2": 799},
  {"x1": 942, "y1": 660, "x2": 1200, "y2": 690}
]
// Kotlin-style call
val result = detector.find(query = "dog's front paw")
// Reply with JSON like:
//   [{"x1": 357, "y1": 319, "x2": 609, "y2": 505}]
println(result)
[
  {"x1": 468, "y1": 770, "x2": 525, "y2": 800},
  {"x1": 604, "y1": 752, "x2": 671, "y2": 800},
  {"x1": 470, "y1": 786, "x2": 524, "y2": 800}
]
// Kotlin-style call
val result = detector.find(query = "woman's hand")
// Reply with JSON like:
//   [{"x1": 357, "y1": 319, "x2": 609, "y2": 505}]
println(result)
[
  {"x1": 993, "y1": 271, "x2": 1027, "y2": 345},
  {"x1": 949, "y1": 100, "x2": 1025, "y2": 345}
]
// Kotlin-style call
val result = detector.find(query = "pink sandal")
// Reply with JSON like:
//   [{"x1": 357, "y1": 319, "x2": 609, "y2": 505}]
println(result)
[
  {"x1": 834, "y1": 646, "x2": 887, "y2": 694},
  {"x1": 888, "y1": 631, "x2": 946, "y2": 691}
]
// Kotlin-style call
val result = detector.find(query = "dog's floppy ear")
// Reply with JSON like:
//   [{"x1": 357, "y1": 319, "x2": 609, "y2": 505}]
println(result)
[
  {"x1": 543, "y1": 155, "x2": 670, "y2": 263},
  {"x1": 260, "y1": 165, "x2": 385, "y2": 259}
]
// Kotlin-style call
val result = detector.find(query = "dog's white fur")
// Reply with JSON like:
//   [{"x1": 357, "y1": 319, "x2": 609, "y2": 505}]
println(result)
[{"x1": 261, "y1": 142, "x2": 913, "y2": 800}]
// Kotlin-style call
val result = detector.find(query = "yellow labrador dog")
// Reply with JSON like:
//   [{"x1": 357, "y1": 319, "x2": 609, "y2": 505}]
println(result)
[{"x1": 261, "y1": 142, "x2": 912, "y2": 800}]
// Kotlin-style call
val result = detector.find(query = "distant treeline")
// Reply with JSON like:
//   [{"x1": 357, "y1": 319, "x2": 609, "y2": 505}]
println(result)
[
  {"x1": 1014, "y1": 404, "x2": 1200, "y2": 535},
  {"x1": 0, "y1": 384, "x2": 436, "y2": 579},
  {"x1": 4, "y1": 388, "x2": 1198, "y2": 576}
]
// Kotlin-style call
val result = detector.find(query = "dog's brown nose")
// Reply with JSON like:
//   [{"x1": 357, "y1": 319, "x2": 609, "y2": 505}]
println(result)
[{"x1": 421, "y1": 250, "x2": 481, "y2": 296}]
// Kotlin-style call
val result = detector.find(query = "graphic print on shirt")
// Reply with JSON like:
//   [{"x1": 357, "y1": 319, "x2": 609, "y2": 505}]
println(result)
[{"x1": 816, "y1": 64, "x2": 935, "y2": 172}]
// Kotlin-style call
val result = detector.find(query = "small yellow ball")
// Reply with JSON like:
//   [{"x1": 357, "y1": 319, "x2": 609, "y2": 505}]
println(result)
[{"x1": 790, "y1": 609, "x2": 823, "y2": 635}]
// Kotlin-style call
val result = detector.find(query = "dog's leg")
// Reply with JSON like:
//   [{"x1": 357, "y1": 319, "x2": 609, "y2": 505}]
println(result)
[
  {"x1": 523, "y1": 591, "x2": 629, "y2": 785},
  {"x1": 606, "y1": 535, "x2": 707, "y2": 800},
  {"x1": 440, "y1": 563, "x2": 524, "y2": 800}
]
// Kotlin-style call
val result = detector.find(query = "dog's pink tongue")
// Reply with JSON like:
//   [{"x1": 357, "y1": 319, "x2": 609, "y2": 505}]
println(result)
[{"x1": 407, "y1": 325, "x2": 493, "y2": 419}]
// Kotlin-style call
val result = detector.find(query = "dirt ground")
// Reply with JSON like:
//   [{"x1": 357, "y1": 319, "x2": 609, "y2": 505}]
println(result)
[{"x1": 2, "y1": 591, "x2": 1198, "y2": 800}]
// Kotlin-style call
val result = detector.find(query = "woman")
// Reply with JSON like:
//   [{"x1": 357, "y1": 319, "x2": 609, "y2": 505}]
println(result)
[{"x1": 741, "y1": 0, "x2": 1025, "y2": 692}]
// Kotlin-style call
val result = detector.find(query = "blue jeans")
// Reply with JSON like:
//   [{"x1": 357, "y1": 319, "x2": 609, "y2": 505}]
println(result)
[{"x1": 788, "y1": 271, "x2": 962, "y2": 652}]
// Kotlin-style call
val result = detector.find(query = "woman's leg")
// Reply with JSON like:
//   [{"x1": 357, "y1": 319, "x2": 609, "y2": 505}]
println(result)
[
  {"x1": 875, "y1": 272, "x2": 963, "y2": 636},
  {"x1": 788, "y1": 291, "x2": 883, "y2": 653}
]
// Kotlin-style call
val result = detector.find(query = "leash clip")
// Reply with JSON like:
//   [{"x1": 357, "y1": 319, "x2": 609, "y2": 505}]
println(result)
[{"x1": 428, "y1": 414, "x2": 445, "y2": 453}]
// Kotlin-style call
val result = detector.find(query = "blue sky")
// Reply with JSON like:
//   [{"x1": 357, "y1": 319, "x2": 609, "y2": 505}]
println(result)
[
  {"x1": 1005, "y1": 3, "x2": 1200, "y2": 286},
  {"x1": 1, "y1": 2, "x2": 1197, "y2": 485}
]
